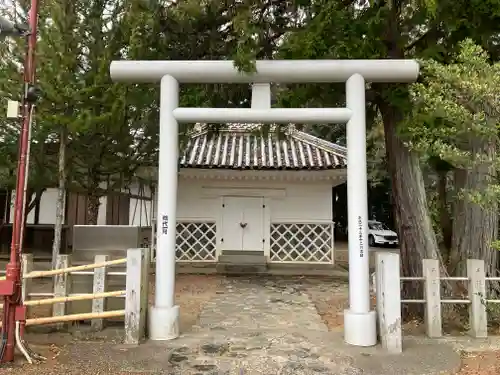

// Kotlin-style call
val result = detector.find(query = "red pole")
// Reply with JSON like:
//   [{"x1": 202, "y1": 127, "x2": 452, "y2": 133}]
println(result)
[{"x1": 1, "y1": 0, "x2": 40, "y2": 362}]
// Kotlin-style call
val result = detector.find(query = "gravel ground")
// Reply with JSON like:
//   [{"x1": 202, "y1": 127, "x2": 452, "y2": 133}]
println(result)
[
  {"x1": 303, "y1": 278, "x2": 500, "y2": 375},
  {"x1": 456, "y1": 351, "x2": 500, "y2": 374},
  {"x1": 303, "y1": 277, "x2": 349, "y2": 332},
  {"x1": 0, "y1": 274, "x2": 220, "y2": 374},
  {"x1": 0, "y1": 273, "x2": 499, "y2": 374}
]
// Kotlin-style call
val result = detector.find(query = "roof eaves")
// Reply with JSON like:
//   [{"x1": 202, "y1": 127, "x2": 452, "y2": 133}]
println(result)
[{"x1": 291, "y1": 130, "x2": 347, "y2": 158}]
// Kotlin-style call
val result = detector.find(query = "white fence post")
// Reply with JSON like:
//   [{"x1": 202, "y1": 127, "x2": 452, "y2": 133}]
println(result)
[
  {"x1": 53, "y1": 255, "x2": 71, "y2": 329},
  {"x1": 91, "y1": 255, "x2": 109, "y2": 331},
  {"x1": 125, "y1": 248, "x2": 149, "y2": 344},
  {"x1": 423, "y1": 259, "x2": 442, "y2": 338},
  {"x1": 21, "y1": 254, "x2": 33, "y2": 304},
  {"x1": 467, "y1": 259, "x2": 488, "y2": 338},
  {"x1": 375, "y1": 251, "x2": 402, "y2": 353}
]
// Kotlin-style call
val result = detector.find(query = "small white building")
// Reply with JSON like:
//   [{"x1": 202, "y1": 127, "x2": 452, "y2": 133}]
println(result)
[{"x1": 159, "y1": 122, "x2": 347, "y2": 265}]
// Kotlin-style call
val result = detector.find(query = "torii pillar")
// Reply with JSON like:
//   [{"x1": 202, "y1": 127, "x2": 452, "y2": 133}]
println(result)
[{"x1": 109, "y1": 59, "x2": 419, "y2": 346}]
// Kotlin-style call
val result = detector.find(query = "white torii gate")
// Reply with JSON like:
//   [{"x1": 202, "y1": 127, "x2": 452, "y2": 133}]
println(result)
[{"x1": 110, "y1": 59, "x2": 419, "y2": 347}]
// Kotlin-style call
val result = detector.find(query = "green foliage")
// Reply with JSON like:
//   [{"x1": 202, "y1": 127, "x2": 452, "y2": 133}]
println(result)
[
  {"x1": 405, "y1": 40, "x2": 500, "y2": 209},
  {"x1": 0, "y1": 3, "x2": 153, "y2": 196},
  {"x1": 407, "y1": 40, "x2": 499, "y2": 165}
]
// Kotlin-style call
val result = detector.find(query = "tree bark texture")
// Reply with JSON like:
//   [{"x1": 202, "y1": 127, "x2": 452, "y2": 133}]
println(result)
[
  {"x1": 86, "y1": 193, "x2": 101, "y2": 225},
  {"x1": 379, "y1": 100, "x2": 441, "y2": 314},
  {"x1": 52, "y1": 127, "x2": 67, "y2": 269},
  {"x1": 437, "y1": 170, "x2": 453, "y2": 255},
  {"x1": 377, "y1": 1, "x2": 439, "y2": 276},
  {"x1": 450, "y1": 136, "x2": 498, "y2": 280}
]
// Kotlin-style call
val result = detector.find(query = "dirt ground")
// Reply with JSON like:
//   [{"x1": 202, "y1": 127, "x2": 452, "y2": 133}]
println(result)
[
  {"x1": 148, "y1": 274, "x2": 221, "y2": 332},
  {"x1": 454, "y1": 351, "x2": 500, "y2": 375},
  {"x1": 305, "y1": 279, "x2": 500, "y2": 375},
  {"x1": 0, "y1": 274, "x2": 499, "y2": 374},
  {"x1": 0, "y1": 274, "x2": 220, "y2": 374}
]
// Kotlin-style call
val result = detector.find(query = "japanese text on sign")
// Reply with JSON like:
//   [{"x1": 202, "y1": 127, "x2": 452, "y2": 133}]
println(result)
[
  {"x1": 358, "y1": 215, "x2": 364, "y2": 258},
  {"x1": 161, "y1": 214, "x2": 169, "y2": 235}
]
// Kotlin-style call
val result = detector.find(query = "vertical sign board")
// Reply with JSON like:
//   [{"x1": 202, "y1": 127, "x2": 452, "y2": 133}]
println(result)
[
  {"x1": 161, "y1": 214, "x2": 169, "y2": 235},
  {"x1": 358, "y1": 215, "x2": 364, "y2": 258}
]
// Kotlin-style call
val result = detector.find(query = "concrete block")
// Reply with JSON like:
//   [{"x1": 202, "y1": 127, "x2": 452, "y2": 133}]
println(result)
[
  {"x1": 467, "y1": 259, "x2": 487, "y2": 338},
  {"x1": 125, "y1": 248, "x2": 149, "y2": 345},
  {"x1": 91, "y1": 255, "x2": 109, "y2": 331},
  {"x1": 375, "y1": 251, "x2": 402, "y2": 353},
  {"x1": 53, "y1": 255, "x2": 71, "y2": 329},
  {"x1": 423, "y1": 259, "x2": 442, "y2": 338}
]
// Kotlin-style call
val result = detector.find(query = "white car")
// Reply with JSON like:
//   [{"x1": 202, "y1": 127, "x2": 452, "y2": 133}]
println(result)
[{"x1": 368, "y1": 220, "x2": 399, "y2": 247}]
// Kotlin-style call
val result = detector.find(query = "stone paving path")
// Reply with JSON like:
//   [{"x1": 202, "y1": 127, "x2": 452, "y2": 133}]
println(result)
[
  {"x1": 46, "y1": 276, "x2": 461, "y2": 375},
  {"x1": 194, "y1": 278, "x2": 328, "y2": 332},
  {"x1": 142, "y1": 277, "x2": 357, "y2": 374}
]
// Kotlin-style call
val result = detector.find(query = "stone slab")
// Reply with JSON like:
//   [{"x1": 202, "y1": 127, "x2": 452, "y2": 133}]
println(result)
[
  {"x1": 217, "y1": 254, "x2": 267, "y2": 264},
  {"x1": 221, "y1": 250, "x2": 266, "y2": 257}
]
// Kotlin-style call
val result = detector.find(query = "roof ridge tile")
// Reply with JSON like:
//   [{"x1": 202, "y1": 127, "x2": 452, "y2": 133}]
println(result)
[{"x1": 179, "y1": 123, "x2": 346, "y2": 170}]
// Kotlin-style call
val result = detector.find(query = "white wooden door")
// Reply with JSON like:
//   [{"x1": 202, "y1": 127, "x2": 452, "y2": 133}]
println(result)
[
  {"x1": 241, "y1": 199, "x2": 264, "y2": 251},
  {"x1": 221, "y1": 196, "x2": 264, "y2": 251},
  {"x1": 221, "y1": 197, "x2": 243, "y2": 251}
]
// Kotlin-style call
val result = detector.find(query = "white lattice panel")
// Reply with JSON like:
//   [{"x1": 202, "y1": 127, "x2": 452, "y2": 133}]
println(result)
[
  {"x1": 176, "y1": 221, "x2": 217, "y2": 262},
  {"x1": 270, "y1": 223, "x2": 333, "y2": 263},
  {"x1": 150, "y1": 220, "x2": 217, "y2": 262}
]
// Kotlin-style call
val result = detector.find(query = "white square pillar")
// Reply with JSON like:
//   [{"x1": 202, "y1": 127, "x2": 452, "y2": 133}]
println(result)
[
  {"x1": 148, "y1": 75, "x2": 180, "y2": 340},
  {"x1": 343, "y1": 73, "x2": 377, "y2": 347},
  {"x1": 376, "y1": 251, "x2": 402, "y2": 353}
]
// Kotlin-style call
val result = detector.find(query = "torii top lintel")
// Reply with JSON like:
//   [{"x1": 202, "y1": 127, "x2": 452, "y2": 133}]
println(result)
[{"x1": 109, "y1": 59, "x2": 419, "y2": 84}]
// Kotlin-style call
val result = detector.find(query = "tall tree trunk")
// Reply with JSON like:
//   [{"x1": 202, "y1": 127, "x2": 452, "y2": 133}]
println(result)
[
  {"x1": 437, "y1": 170, "x2": 453, "y2": 255},
  {"x1": 379, "y1": 100, "x2": 441, "y2": 315},
  {"x1": 450, "y1": 137, "x2": 498, "y2": 280},
  {"x1": 377, "y1": 1, "x2": 439, "y2": 272},
  {"x1": 52, "y1": 127, "x2": 67, "y2": 269},
  {"x1": 86, "y1": 193, "x2": 100, "y2": 225}
]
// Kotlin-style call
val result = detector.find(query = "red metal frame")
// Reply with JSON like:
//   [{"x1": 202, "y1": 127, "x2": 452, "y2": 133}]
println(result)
[{"x1": 0, "y1": 0, "x2": 40, "y2": 363}]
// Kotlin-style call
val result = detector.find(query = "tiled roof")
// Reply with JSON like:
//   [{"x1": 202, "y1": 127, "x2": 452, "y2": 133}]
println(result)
[{"x1": 179, "y1": 124, "x2": 346, "y2": 170}]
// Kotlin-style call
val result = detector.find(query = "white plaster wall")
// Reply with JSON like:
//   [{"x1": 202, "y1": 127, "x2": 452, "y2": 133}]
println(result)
[
  {"x1": 165, "y1": 177, "x2": 333, "y2": 258},
  {"x1": 96, "y1": 196, "x2": 107, "y2": 225},
  {"x1": 155, "y1": 177, "x2": 333, "y2": 223},
  {"x1": 96, "y1": 182, "x2": 108, "y2": 225},
  {"x1": 8, "y1": 191, "x2": 35, "y2": 224},
  {"x1": 13, "y1": 176, "x2": 332, "y2": 226},
  {"x1": 8, "y1": 181, "x2": 147, "y2": 225},
  {"x1": 269, "y1": 184, "x2": 332, "y2": 223},
  {"x1": 176, "y1": 180, "x2": 219, "y2": 220},
  {"x1": 9, "y1": 188, "x2": 108, "y2": 225},
  {"x1": 37, "y1": 188, "x2": 59, "y2": 224}
]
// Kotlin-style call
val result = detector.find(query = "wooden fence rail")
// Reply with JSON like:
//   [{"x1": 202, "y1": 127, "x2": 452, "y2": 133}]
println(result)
[
  {"x1": 375, "y1": 252, "x2": 499, "y2": 354},
  {"x1": 0, "y1": 248, "x2": 148, "y2": 345}
]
